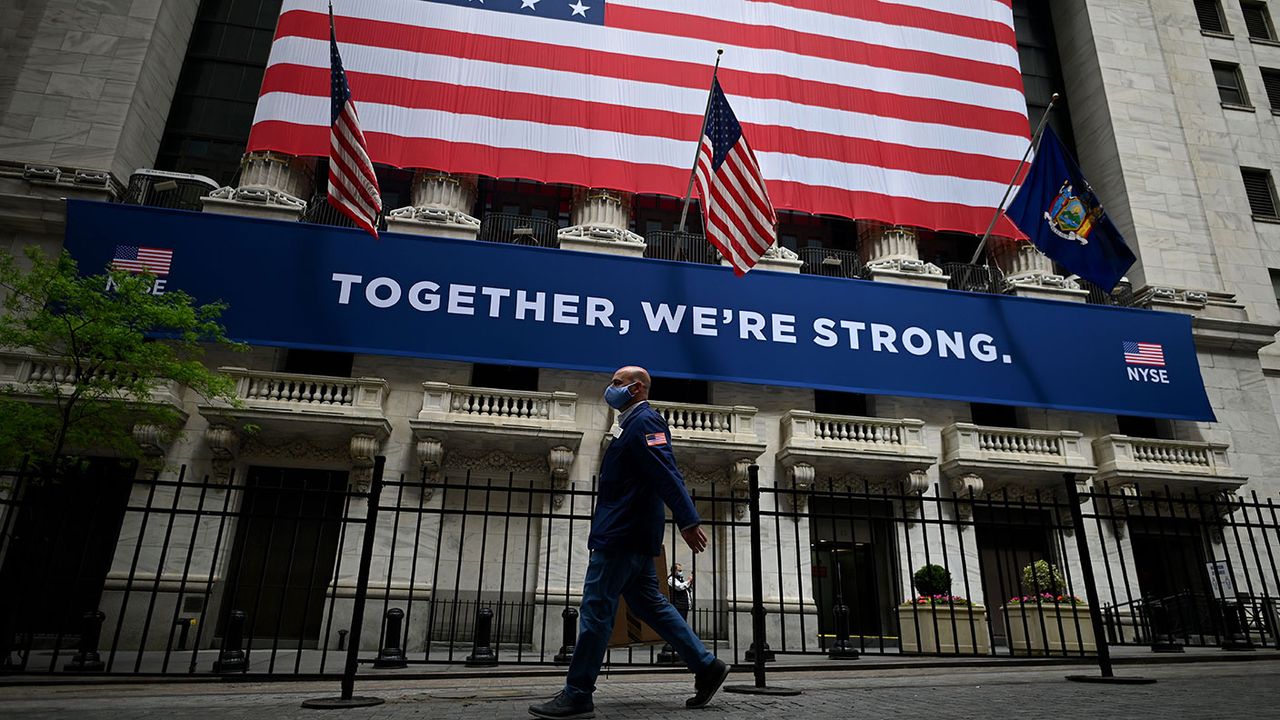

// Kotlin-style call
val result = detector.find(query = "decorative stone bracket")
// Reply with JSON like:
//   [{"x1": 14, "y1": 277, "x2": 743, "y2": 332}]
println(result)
[
  {"x1": 203, "y1": 424, "x2": 241, "y2": 484},
  {"x1": 416, "y1": 437, "x2": 444, "y2": 500},
  {"x1": 902, "y1": 470, "x2": 930, "y2": 524},
  {"x1": 349, "y1": 433, "x2": 382, "y2": 493},
  {"x1": 949, "y1": 473, "x2": 984, "y2": 524},
  {"x1": 1095, "y1": 483, "x2": 1139, "y2": 539},
  {"x1": 548, "y1": 446, "x2": 576, "y2": 509},
  {"x1": 132, "y1": 423, "x2": 172, "y2": 478},
  {"x1": 782, "y1": 463, "x2": 814, "y2": 517},
  {"x1": 730, "y1": 459, "x2": 753, "y2": 519}
]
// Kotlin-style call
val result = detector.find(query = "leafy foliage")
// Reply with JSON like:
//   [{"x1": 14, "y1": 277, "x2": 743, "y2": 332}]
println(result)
[
  {"x1": 0, "y1": 247, "x2": 243, "y2": 468},
  {"x1": 1020, "y1": 559, "x2": 1066, "y2": 595},
  {"x1": 913, "y1": 564, "x2": 952, "y2": 597}
]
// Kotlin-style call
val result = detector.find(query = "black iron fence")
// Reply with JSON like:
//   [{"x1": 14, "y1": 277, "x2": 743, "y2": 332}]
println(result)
[
  {"x1": 644, "y1": 230, "x2": 721, "y2": 265},
  {"x1": 942, "y1": 262, "x2": 1007, "y2": 294},
  {"x1": 796, "y1": 247, "x2": 863, "y2": 280},
  {"x1": 476, "y1": 212, "x2": 559, "y2": 248},
  {"x1": 2, "y1": 459, "x2": 1278, "y2": 678}
]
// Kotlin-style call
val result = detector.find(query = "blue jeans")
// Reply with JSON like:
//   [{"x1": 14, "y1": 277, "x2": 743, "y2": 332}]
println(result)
[{"x1": 563, "y1": 550, "x2": 716, "y2": 702}]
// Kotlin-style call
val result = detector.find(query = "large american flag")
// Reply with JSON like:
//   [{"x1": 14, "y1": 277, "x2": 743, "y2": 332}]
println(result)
[
  {"x1": 695, "y1": 78, "x2": 775, "y2": 276},
  {"x1": 326, "y1": 4, "x2": 382, "y2": 238},
  {"x1": 249, "y1": 0, "x2": 1030, "y2": 237}
]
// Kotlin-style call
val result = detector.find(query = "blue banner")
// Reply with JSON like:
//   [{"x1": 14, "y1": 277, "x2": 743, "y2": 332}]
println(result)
[{"x1": 63, "y1": 201, "x2": 1214, "y2": 421}]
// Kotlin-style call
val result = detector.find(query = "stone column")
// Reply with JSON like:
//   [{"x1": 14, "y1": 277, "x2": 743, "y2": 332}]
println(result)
[
  {"x1": 557, "y1": 188, "x2": 646, "y2": 257},
  {"x1": 718, "y1": 244, "x2": 804, "y2": 273},
  {"x1": 387, "y1": 170, "x2": 481, "y2": 240},
  {"x1": 989, "y1": 237, "x2": 1088, "y2": 302},
  {"x1": 860, "y1": 223, "x2": 948, "y2": 288},
  {"x1": 203, "y1": 151, "x2": 312, "y2": 221}
]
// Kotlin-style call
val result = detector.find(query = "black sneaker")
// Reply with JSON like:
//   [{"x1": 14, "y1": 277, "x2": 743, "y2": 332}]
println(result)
[
  {"x1": 686, "y1": 658, "x2": 730, "y2": 708},
  {"x1": 529, "y1": 691, "x2": 595, "y2": 719}
]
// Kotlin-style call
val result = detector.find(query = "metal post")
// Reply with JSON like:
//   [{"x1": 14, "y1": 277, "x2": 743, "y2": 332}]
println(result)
[
  {"x1": 725, "y1": 465, "x2": 799, "y2": 697},
  {"x1": 1063, "y1": 474, "x2": 1155, "y2": 684},
  {"x1": 465, "y1": 607, "x2": 499, "y2": 667},
  {"x1": 63, "y1": 611, "x2": 106, "y2": 672},
  {"x1": 212, "y1": 610, "x2": 247, "y2": 673},
  {"x1": 175, "y1": 618, "x2": 194, "y2": 652},
  {"x1": 554, "y1": 607, "x2": 578, "y2": 665},
  {"x1": 373, "y1": 608, "x2": 407, "y2": 668},
  {"x1": 828, "y1": 556, "x2": 859, "y2": 660},
  {"x1": 302, "y1": 456, "x2": 387, "y2": 709}
]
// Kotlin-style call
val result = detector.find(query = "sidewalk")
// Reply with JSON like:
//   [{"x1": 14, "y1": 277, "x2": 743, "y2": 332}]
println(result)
[{"x1": 1, "y1": 658, "x2": 1276, "y2": 719}]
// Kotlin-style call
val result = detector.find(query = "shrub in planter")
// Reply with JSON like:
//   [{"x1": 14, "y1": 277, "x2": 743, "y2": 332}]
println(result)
[
  {"x1": 898, "y1": 564, "x2": 988, "y2": 655},
  {"x1": 1004, "y1": 561, "x2": 1095, "y2": 655}
]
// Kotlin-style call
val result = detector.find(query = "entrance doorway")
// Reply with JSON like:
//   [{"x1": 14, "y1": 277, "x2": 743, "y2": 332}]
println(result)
[
  {"x1": 0, "y1": 459, "x2": 134, "y2": 645},
  {"x1": 810, "y1": 498, "x2": 898, "y2": 645},
  {"x1": 974, "y1": 506, "x2": 1055, "y2": 646},
  {"x1": 1128, "y1": 517, "x2": 1217, "y2": 641},
  {"x1": 219, "y1": 467, "x2": 347, "y2": 646}
]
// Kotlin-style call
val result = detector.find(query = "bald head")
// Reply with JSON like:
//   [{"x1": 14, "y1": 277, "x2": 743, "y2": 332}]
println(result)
[{"x1": 610, "y1": 365, "x2": 651, "y2": 408}]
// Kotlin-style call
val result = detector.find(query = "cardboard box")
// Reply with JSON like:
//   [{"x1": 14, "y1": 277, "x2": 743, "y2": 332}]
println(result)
[{"x1": 608, "y1": 547, "x2": 669, "y2": 647}]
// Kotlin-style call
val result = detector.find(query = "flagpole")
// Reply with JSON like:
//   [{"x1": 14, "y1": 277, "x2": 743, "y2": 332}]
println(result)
[
  {"x1": 969, "y1": 93, "x2": 1059, "y2": 265},
  {"x1": 678, "y1": 49, "x2": 724, "y2": 234}
]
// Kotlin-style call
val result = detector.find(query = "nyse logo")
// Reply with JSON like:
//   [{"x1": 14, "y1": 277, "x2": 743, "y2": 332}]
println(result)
[
  {"x1": 1127, "y1": 366, "x2": 1170, "y2": 385},
  {"x1": 1124, "y1": 341, "x2": 1168, "y2": 385}
]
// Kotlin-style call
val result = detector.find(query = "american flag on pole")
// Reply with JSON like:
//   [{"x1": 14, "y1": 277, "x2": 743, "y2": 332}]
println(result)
[
  {"x1": 249, "y1": 0, "x2": 1030, "y2": 238},
  {"x1": 111, "y1": 246, "x2": 173, "y2": 276},
  {"x1": 326, "y1": 2, "x2": 382, "y2": 238},
  {"x1": 1123, "y1": 342, "x2": 1166, "y2": 368},
  {"x1": 695, "y1": 78, "x2": 775, "y2": 276}
]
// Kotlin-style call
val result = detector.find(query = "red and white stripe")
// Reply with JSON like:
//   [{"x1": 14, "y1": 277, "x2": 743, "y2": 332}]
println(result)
[
  {"x1": 695, "y1": 132, "x2": 776, "y2": 276},
  {"x1": 329, "y1": 99, "x2": 382, "y2": 238},
  {"x1": 252, "y1": 0, "x2": 1030, "y2": 237}
]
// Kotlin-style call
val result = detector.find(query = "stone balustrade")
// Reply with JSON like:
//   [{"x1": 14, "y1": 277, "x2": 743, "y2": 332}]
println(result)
[
  {"x1": 1093, "y1": 434, "x2": 1243, "y2": 491},
  {"x1": 649, "y1": 401, "x2": 758, "y2": 443},
  {"x1": 782, "y1": 410, "x2": 924, "y2": 449},
  {"x1": 777, "y1": 410, "x2": 936, "y2": 485},
  {"x1": 0, "y1": 351, "x2": 182, "y2": 407},
  {"x1": 221, "y1": 367, "x2": 387, "y2": 417},
  {"x1": 940, "y1": 422, "x2": 1094, "y2": 487},
  {"x1": 418, "y1": 382, "x2": 577, "y2": 428}
]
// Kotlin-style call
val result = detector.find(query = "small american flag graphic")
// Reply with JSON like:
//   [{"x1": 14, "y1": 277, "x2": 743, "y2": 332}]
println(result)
[
  {"x1": 111, "y1": 246, "x2": 173, "y2": 276},
  {"x1": 1123, "y1": 342, "x2": 1165, "y2": 367},
  {"x1": 645, "y1": 432, "x2": 668, "y2": 447}
]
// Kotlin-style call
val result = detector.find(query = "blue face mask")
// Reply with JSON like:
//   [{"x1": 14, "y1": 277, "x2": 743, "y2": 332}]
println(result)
[{"x1": 604, "y1": 382, "x2": 636, "y2": 410}]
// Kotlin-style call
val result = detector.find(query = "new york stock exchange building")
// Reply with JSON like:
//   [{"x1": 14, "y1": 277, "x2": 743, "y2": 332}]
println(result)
[{"x1": 2, "y1": 0, "x2": 1280, "y2": 676}]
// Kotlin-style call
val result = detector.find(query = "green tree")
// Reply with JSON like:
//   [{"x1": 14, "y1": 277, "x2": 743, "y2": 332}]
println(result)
[{"x1": 0, "y1": 247, "x2": 244, "y2": 471}]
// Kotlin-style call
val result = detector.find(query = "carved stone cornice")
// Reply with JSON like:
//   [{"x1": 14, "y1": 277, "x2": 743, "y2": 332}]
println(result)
[
  {"x1": 444, "y1": 448, "x2": 549, "y2": 476},
  {"x1": 241, "y1": 435, "x2": 347, "y2": 464}
]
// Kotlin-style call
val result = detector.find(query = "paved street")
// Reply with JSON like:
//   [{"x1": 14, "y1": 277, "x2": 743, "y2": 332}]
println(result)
[{"x1": 1, "y1": 659, "x2": 1277, "y2": 719}]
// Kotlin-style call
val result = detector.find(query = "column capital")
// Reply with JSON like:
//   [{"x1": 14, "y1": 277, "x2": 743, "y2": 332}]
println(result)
[
  {"x1": 558, "y1": 187, "x2": 646, "y2": 255},
  {"x1": 388, "y1": 170, "x2": 481, "y2": 239}
]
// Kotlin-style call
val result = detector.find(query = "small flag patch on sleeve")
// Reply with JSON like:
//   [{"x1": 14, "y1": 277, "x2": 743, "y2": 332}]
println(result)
[{"x1": 645, "y1": 432, "x2": 668, "y2": 447}]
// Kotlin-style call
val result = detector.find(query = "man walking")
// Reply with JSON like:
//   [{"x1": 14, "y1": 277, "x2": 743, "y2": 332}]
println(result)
[{"x1": 529, "y1": 366, "x2": 729, "y2": 719}]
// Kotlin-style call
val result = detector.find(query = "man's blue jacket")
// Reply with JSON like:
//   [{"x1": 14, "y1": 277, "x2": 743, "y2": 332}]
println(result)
[{"x1": 588, "y1": 401, "x2": 701, "y2": 556}]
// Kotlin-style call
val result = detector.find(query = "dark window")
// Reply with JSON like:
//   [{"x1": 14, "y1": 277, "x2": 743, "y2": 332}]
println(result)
[
  {"x1": 470, "y1": 364, "x2": 539, "y2": 392},
  {"x1": 1212, "y1": 61, "x2": 1250, "y2": 105},
  {"x1": 1262, "y1": 67, "x2": 1280, "y2": 110},
  {"x1": 156, "y1": 0, "x2": 284, "y2": 185},
  {"x1": 1242, "y1": 167, "x2": 1280, "y2": 218},
  {"x1": 970, "y1": 402, "x2": 1022, "y2": 428},
  {"x1": 477, "y1": 178, "x2": 573, "y2": 226},
  {"x1": 282, "y1": 349, "x2": 354, "y2": 378},
  {"x1": 649, "y1": 377, "x2": 709, "y2": 405},
  {"x1": 1269, "y1": 268, "x2": 1280, "y2": 306},
  {"x1": 814, "y1": 390, "x2": 870, "y2": 417},
  {"x1": 1116, "y1": 415, "x2": 1171, "y2": 439},
  {"x1": 1012, "y1": 0, "x2": 1078, "y2": 150},
  {"x1": 1196, "y1": 0, "x2": 1229, "y2": 33},
  {"x1": 633, "y1": 194, "x2": 702, "y2": 237},
  {"x1": 1243, "y1": 2, "x2": 1277, "y2": 40}
]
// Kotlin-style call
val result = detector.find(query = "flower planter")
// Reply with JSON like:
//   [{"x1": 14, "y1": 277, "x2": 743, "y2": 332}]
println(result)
[
  {"x1": 897, "y1": 605, "x2": 991, "y2": 655},
  {"x1": 1003, "y1": 604, "x2": 1096, "y2": 655}
]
